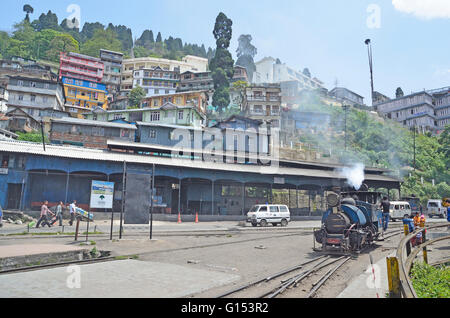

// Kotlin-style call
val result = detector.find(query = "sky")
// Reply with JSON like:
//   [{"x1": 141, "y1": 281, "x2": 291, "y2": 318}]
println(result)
[{"x1": 2, "y1": 0, "x2": 450, "y2": 104}]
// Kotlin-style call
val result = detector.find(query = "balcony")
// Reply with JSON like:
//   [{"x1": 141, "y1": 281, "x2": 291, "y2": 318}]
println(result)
[
  {"x1": 247, "y1": 96, "x2": 281, "y2": 102},
  {"x1": 60, "y1": 55, "x2": 104, "y2": 70}
]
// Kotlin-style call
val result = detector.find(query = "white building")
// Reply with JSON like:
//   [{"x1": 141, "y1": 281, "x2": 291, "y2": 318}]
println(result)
[
  {"x1": 120, "y1": 55, "x2": 208, "y2": 95},
  {"x1": 253, "y1": 57, "x2": 325, "y2": 90}
]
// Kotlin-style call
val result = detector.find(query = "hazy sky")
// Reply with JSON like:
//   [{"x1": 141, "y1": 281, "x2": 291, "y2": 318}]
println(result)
[{"x1": 2, "y1": 0, "x2": 450, "y2": 103}]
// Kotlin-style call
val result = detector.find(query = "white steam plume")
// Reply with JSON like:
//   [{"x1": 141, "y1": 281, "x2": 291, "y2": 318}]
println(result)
[{"x1": 338, "y1": 163, "x2": 366, "y2": 190}]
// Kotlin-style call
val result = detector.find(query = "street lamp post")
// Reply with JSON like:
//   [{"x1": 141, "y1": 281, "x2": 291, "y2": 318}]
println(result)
[{"x1": 365, "y1": 39, "x2": 375, "y2": 108}]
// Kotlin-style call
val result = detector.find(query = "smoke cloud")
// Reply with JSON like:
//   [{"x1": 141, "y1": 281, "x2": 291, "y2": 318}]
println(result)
[{"x1": 338, "y1": 163, "x2": 366, "y2": 190}]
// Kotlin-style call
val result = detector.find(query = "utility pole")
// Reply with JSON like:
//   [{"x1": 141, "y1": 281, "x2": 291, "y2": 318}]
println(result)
[
  {"x1": 40, "y1": 120, "x2": 46, "y2": 151},
  {"x1": 343, "y1": 104, "x2": 349, "y2": 151},
  {"x1": 413, "y1": 126, "x2": 416, "y2": 171},
  {"x1": 150, "y1": 163, "x2": 155, "y2": 240},
  {"x1": 365, "y1": 39, "x2": 375, "y2": 108}
]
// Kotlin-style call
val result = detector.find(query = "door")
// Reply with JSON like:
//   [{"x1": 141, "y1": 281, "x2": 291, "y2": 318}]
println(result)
[{"x1": 7, "y1": 184, "x2": 23, "y2": 210}]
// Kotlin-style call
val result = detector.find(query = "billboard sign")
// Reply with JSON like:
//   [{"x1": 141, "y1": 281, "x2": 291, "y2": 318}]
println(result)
[{"x1": 90, "y1": 180, "x2": 114, "y2": 209}]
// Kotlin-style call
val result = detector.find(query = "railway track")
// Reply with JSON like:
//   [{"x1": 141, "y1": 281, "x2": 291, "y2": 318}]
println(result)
[{"x1": 217, "y1": 255, "x2": 352, "y2": 298}]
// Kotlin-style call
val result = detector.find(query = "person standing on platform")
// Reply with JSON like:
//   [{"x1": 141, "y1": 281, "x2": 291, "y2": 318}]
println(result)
[
  {"x1": 69, "y1": 200, "x2": 77, "y2": 226},
  {"x1": 380, "y1": 196, "x2": 391, "y2": 236}
]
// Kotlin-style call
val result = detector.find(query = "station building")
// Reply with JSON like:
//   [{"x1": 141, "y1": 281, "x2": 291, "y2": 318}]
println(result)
[{"x1": 0, "y1": 138, "x2": 401, "y2": 221}]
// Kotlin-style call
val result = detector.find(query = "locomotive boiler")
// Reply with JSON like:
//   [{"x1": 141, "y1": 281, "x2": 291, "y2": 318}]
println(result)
[{"x1": 314, "y1": 189, "x2": 382, "y2": 254}]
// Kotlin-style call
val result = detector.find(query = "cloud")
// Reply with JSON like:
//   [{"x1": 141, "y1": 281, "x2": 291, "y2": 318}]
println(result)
[{"x1": 392, "y1": 0, "x2": 450, "y2": 19}]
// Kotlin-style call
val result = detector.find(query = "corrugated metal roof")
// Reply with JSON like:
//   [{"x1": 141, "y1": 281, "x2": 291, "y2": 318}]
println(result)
[
  {"x1": 0, "y1": 139, "x2": 401, "y2": 184},
  {"x1": 51, "y1": 117, "x2": 137, "y2": 130}
]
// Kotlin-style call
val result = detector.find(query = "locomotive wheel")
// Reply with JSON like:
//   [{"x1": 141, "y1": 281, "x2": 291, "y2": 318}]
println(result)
[{"x1": 260, "y1": 219, "x2": 268, "y2": 227}]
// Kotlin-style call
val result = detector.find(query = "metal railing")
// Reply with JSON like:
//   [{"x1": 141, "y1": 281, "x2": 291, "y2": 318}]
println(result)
[{"x1": 388, "y1": 223, "x2": 450, "y2": 298}]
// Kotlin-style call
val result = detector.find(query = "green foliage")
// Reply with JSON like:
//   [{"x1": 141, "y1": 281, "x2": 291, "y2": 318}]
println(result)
[
  {"x1": 410, "y1": 262, "x2": 450, "y2": 298},
  {"x1": 16, "y1": 132, "x2": 49, "y2": 143},
  {"x1": 236, "y1": 34, "x2": 257, "y2": 81},
  {"x1": 210, "y1": 12, "x2": 234, "y2": 114},
  {"x1": 128, "y1": 85, "x2": 146, "y2": 108},
  {"x1": 81, "y1": 29, "x2": 123, "y2": 57}
]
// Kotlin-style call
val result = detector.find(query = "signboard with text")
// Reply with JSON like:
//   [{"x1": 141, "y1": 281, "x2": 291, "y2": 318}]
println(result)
[{"x1": 90, "y1": 180, "x2": 114, "y2": 209}]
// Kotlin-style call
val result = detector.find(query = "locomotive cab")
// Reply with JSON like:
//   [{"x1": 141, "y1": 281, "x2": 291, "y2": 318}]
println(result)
[{"x1": 314, "y1": 190, "x2": 382, "y2": 255}]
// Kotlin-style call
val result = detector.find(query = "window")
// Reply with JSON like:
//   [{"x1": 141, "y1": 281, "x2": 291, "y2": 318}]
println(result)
[
  {"x1": 18, "y1": 95, "x2": 24, "y2": 101},
  {"x1": 43, "y1": 96, "x2": 48, "y2": 103},
  {"x1": 149, "y1": 129, "x2": 156, "y2": 139},
  {"x1": 30, "y1": 82, "x2": 36, "y2": 87},
  {"x1": 114, "y1": 114, "x2": 123, "y2": 120},
  {"x1": 154, "y1": 89, "x2": 160, "y2": 95},
  {"x1": 151, "y1": 112, "x2": 160, "y2": 121},
  {"x1": 121, "y1": 129, "x2": 130, "y2": 138},
  {"x1": 44, "y1": 83, "x2": 50, "y2": 89},
  {"x1": 153, "y1": 100, "x2": 159, "y2": 107},
  {"x1": 279, "y1": 206, "x2": 289, "y2": 212},
  {"x1": 92, "y1": 127, "x2": 104, "y2": 136},
  {"x1": 178, "y1": 111, "x2": 184, "y2": 120},
  {"x1": 30, "y1": 95, "x2": 36, "y2": 102},
  {"x1": 18, "y1": 80, "x2": 24, "y2": 86},
  {"x1": 259, "y1": 206, "x2": 268, "y2": 212},
  {"x1": 270, "y1": 206, "x2": 279, "y2": 212}
]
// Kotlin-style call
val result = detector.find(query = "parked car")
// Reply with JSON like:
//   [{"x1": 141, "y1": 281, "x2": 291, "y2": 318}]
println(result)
[
  {"x1": 427, "y1": 200, "x2": 447, "y2": 218},
  {"x1": 389, "y1": 201, "x2": 412, "y2": 221},
  {"x1": 247, "y1": 204, "x2": 290, "y2": 227}
]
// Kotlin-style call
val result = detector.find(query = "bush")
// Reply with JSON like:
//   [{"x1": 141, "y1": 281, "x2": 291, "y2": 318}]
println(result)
[{"x1": 410, "y1": 262, "x2": 450, "y2": 298}]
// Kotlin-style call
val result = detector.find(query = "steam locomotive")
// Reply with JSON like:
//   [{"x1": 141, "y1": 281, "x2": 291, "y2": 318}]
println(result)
[{"x1": 314, "y1": 186, "x2": 383, "y2": 255}]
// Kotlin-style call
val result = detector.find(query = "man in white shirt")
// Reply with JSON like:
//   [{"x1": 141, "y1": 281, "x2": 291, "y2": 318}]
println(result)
[{"x1": 69, "y1": 200, "x2": 77, "y2": 226}]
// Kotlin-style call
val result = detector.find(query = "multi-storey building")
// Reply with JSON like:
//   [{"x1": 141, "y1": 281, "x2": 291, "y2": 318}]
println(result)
[
  {"x1": 50, "y1": 117, "x2": 136, "y2": 149},
  {"x1": 178, "y1": 66, "x2": 249, "y2": 93},
  {"x1": 430, "y1": 87, "x2": 450, "y2": 131},
  {"x1": 59, "y1": 52, "x2": 104, "y2": 83},
  {"x1": 329, "y1": 87, "x2": 365, "y2": 107},
  {"x1": 244, "y1": 84, "x2": 282, "y2": 128},
  {"x1": 376, "y1": 91, "x2": 437, "y2": 131},
  {"x1": 0, "y1": 85, "x2": 8, "y2": 113},
  {"x1": 253, "y1": 57, "x2": 325, "y2": 90},
  {"x1": 133, "y1": 67, "x2": 180, "y2": 97},
  {"x1": 84, "y1": 103, "x2": 205, "y2": 128},
  {"x1": 62, "y1": 76, "x2": 108, "y2": 118},
  {"x1": 141, "y1": 90, "x2": 209, "y2": 115},
  {"x1": 6, "y1": 76, "x2": 65, "y2": 118},
  {"x1": 120, "y1": 55, "x2": 208, "y2": 95},
  {"x1": 100, "y1": 49, "x2": 123, "y2": 102}
]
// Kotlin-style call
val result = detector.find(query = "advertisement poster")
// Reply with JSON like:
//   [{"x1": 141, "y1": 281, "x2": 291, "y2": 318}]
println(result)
[{"x1": 90, "y1": 180, "x2": 115, "y2": 209}]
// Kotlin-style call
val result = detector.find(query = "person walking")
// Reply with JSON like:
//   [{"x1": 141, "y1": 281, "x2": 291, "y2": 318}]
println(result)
[
  {"x1": 36, "y1": 201, "x2": 54, "y2": 228},
  {"x1": 0, "y1": 203, "x2": 3, "y2": 228},
  {"x1": 52, "y1": 201, "x2": 64, "y2": 226},
  {"x1": 380, "y1": 196, "x2": 391, "y2": 235},
  {"x1": 69, "y1": 200, "x2": 77, "y2": 226}
]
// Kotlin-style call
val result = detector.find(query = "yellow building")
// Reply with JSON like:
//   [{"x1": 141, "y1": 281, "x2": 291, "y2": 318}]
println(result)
[
  {"x1": 141, "y1": 90, "x2": 209, "y2": 114},
  {"x1": 62, "y1": 77, "x2": 108, "y2": 118}
]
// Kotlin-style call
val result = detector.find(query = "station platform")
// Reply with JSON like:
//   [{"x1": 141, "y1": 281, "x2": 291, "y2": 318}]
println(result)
[{"x1": 0, "y1": 244, "x2": 89, "y2": 271}]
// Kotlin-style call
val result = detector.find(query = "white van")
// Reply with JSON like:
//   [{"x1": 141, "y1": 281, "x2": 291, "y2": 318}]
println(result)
[
  {"x1": 247, "y1": 204, "x2": 290, "y2": 227},
  {"x1": 427, "y1": 200, "x2": 446, "y2": 218},
  {"x1": 389, "y1": 201, "x2": 412, "y2": 221}
]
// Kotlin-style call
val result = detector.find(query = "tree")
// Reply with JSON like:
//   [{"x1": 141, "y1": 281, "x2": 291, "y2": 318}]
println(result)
[
  {"x1": 23, "y1": 4, "x2": 34, "y2": 22},
  {"x1": 303, "y1": 68, "x2": 311, "y2": 78},
  {"x1": 107, "y1": 24, "x2": 133, "y2": 52},
  {"x1": 136, "y1": 30, "x2": 154, "y2": 49},
  {"x1": 236, "y1": 34, "x2": 257, "y2": 82},
  {"x1": 396, "y1": 87, "x2": 404, "y2": 98},
  {"x1": 81, "y1": 29, "x2": 122, "y2": 57},
  {"x1": 156, "y1": 32, "x2": 162, "y2": 43},
  {"x1": 210, "y1": 12, "x2": 234, "y2": 114},
  {"x1": 128, "y1": 85, "x2": 146, "y2": 108},
  {"x1": 231, "y1": 80, "x2": 249, "y2": 112},
  {"x1": 31, "y1": 10, "x2": 60, "y2": 32},
  {"x1": 80, "y1": 22, "x2": 105, "y2": 42}
]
